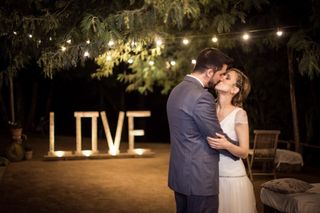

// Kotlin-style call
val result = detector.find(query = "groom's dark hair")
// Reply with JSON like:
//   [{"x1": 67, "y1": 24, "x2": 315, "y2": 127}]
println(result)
[{"x1": 193, "y1": 48, "x2": 233, "y2": 73}]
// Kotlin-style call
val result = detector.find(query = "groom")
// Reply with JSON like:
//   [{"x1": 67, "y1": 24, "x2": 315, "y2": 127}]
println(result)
[{"x1": 167, "y1": 48, "x2": 238, "y2": 213}]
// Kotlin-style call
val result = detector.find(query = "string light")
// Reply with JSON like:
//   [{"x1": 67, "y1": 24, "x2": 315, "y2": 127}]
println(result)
[
  {"x1": 242, "y1": 33, "x2": 250, "y2": 40},
  {"x1": 276, "y1": 30, "x2": 283, "y2": 37},
  {"x1": 211, "y1": 36, "x2": 218, "y2": 43},
  {"x1": 182, "y1": 38, "x2": 189, "y2": 45},
  {"x1": 155, "y1": 38, "x2": 163, "y2": 46},
  {"x1": 128, "y1": 58, "x2": 134, "y2": 64},
  {"x1": 5, "y1": 25, "x2": 293, "y2": 67},
  {"x1": 106, "y1": 55, "x2": 112, "y2": 61},
  {"x1": 83, "y1": 51, "x2": 90, "y2": 57},
  {"x1": 131, "y1": 41, "x2": 137, "y2": 47},
  {"x1": 170, "y1": 60, "x2": 176, "y2": 66}
]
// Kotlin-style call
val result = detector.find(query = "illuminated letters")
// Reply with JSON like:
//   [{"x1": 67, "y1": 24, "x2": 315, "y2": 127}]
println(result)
[{"x1": 46, "y1": 110, "x2": 152, "y2": 160}]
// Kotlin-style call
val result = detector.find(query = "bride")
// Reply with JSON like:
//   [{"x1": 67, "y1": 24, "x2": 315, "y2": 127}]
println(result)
[{"x1": 207, "y1": 68, "x2": 257, "y2": 213}]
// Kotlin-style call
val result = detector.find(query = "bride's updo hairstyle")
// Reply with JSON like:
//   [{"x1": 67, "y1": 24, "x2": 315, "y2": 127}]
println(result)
[{"x1": 229, "y1": 68, "x2": 251, "y2": 107}]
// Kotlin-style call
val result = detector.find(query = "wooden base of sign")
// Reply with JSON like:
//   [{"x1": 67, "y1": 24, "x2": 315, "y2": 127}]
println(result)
[{"x1": 43, "y1": 149, "x2": 155, "y2": 161}]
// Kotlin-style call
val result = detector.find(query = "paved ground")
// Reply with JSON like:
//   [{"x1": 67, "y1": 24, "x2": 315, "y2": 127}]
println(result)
[{"x1": 0, "y1": 134, "x2": 319, "y2": 213}]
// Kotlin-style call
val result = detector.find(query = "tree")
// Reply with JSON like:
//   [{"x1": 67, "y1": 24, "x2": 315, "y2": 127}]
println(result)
[{"x1": 1, "y1": 0, "x2": 268, "y2": 93}]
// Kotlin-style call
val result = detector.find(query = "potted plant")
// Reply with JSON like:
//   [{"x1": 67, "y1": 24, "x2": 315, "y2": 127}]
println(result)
[
  {"x1": 8, "y1": 120, "x2": 23, "y2": 141},
  {"x1": 6, "y1": 121, "x2": 29, "y2": 162},
  {"x1": 22, "y1": 140, "x2": 32, "y2": 160}
]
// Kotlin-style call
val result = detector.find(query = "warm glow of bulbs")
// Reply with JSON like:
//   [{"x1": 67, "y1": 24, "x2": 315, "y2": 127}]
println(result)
[
  {"x1": 106, "y1": 55, "x2": 112, "y2": 61},
  {"x1": 84, "y1": 51, "x2": 90, "y2": 57},
  {"x1": 28, "y1": 34, "x2": 33, "y2": 38},
  {"x1": 61, "y1": 46, "x2": 67, "y2": 52},
  {"x1": 211, "y1": 36, "x2": 218, "y2": 43},
  {"x1": 13, "y1": 31, "x2": 17, "y2": 35},
  {"x1": 170, "y1": 61, "x2": 176, "y2": 66},
  {"x1": 155, "y1": 38, "x2": 162, "y2": 46},
  {"x1": 182, "y1": 38, "x2": 189, "y2": 45},
  {"x1": 66, "y1": 39, "x2": 72, "y2": 44},
  {"x1": 108, "y1": 40, "x2": 114, "y2": 47},
  {"x1": 82, "y1": 150, "x2": 92, "y2": 157},
  {"x1": 128, "y1": 58, "x2": 134, "y2": 64},
  {"x1": 276, "y1": 30, "x2": 283, "y2": 36},
  {"x1": 86, "y1": 40, "x2": 90, "y2": 44},
  {"x1": 134, "y1": 148, "x2": 145, "y2": 155},
  {"x1": 55, "y1": 151, "x2": 65, "y2": 157},
  {"x1": 109, "y1": 147, "x2": 118, "y2": 156},
  {"x1": 242, "y1": 33, "x2": 250, "y2": 40},
  {"x1": 191, "y1": 59, "x2": 196, "y2": 64}
]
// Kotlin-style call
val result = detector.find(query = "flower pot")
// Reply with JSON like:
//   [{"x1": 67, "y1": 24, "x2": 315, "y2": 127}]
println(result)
[
  {"x1": 25, "y1": 150, "x2": 33, "y2": 160},
  {"x1": 6, "y1": 142, "x2": 25, "y2": 162},
  {"x1": 10, "y1": 128, "x2": 23, "y2": 140}
]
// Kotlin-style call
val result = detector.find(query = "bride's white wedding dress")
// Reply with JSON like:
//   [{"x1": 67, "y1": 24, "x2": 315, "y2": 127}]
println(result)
[{"x1": 218, "y1": 107, "x2": 257, "y2": 213}]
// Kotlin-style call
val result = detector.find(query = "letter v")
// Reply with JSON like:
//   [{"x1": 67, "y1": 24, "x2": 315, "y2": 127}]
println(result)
[{"x1": 100, "y1": 111, "x2": 125, "y2": 155}]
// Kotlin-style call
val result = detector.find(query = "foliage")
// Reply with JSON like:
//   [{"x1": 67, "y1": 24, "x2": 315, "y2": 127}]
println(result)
[
  {"x1": 8, "y1": 120, "x2": 22, "y2": 129},
  {"x1": 288, "y1": 30, "x2": 320, "y2": 79},
  {"x1": 1, "y1": 0, "x2": 269, "y2": 93}
]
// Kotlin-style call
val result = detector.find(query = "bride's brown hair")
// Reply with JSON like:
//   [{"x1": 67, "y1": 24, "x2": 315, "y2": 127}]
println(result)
[{"x1": 229, "y1": 68, "x2": 251, "y2": 107}]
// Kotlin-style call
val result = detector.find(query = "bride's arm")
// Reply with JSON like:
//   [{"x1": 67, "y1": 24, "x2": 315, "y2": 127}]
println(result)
[{"x1": 207, "y1": 109, "x2": 249, "y2": 159}]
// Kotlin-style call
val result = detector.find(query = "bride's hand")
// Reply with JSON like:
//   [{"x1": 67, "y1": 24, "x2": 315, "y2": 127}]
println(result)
[{"x1": 207, "y1": 133, "x2": 230, "y2": 150}]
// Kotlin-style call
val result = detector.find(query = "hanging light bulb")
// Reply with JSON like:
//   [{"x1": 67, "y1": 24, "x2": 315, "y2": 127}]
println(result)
[
  {"x1": 131, "y1": 41, "x2": 137, "y2": 47},
  {"x1": 86, "y1": 40, "x2": 91, "y2": 44},
  {"x1": 191, "y1": 59, "x2": 196, "y2": 64},
  {"x1": 106, "y1": 55, "x2": 112, "y2": 61},
  {"x1": 49, "y1": 37, "x2": 52, "y2": 41},
  {"x1": 61, "y1": 46, "x2": 67, "y2": 52},
  {"x1": 66, "y1": 39, "x2": 72, "y2": 44},
  {"x1": 211, "y1": 36, "x2": 218, "y2": 43},
  {"x1": 242, "y1": 33, "x2": 250, "y2": 40},
  {"x1": 170, "y1": 60, "x2": 176, "y2": 66},
  {"x1": 84, "y1": 51, "x2": 90, "y2": 57},
  {"x1": 276, "y1": 29, "x2": 283, "y2": 37},
  {"x1": 13, "y1": 31, "x2": 17, "y2": 35},
  {"x1": 182, "y1": 38, "x2": 189, "y2": 45},
  {"x1": 155, "y1": 38, "x2": 163, "y2": 46},
  {"x1": 28, "y1": 34, "x2": 33, "y2": 38},
  {"x1": 108, "y1": 40, "x2": 114, "y2": 47}
]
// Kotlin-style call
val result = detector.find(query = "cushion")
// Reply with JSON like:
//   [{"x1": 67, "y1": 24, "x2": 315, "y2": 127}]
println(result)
[{"x1": 261, "y1": 178, "x2": 313, "y2": 194}]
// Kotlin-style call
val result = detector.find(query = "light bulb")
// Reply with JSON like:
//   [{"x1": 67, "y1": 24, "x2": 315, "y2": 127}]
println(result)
[
  {"x1": 84, "y1": 51, "x2": 90, "y2": 57},
  {"x1": 182, "y1": 38, "x2": 189, "y2": 45},
  {"x1": 276, "y1": 30, "x2": 283, "y2": 37},
  {"x1": 242, "y1": 33, "x2": 250, "y2": 40},
  {"x1": 211, "y1": 36, "x2": 218, "y2": 43}
]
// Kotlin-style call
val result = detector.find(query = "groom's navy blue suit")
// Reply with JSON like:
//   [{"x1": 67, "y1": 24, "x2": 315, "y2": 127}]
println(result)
[{"x1": 167, "y1": 75, "x2": 238, "y2": 213}]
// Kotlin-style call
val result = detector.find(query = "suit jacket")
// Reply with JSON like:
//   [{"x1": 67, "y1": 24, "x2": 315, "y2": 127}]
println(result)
[{"x1": 167, "y1": 75, "x2": 238, "y2": 196}]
